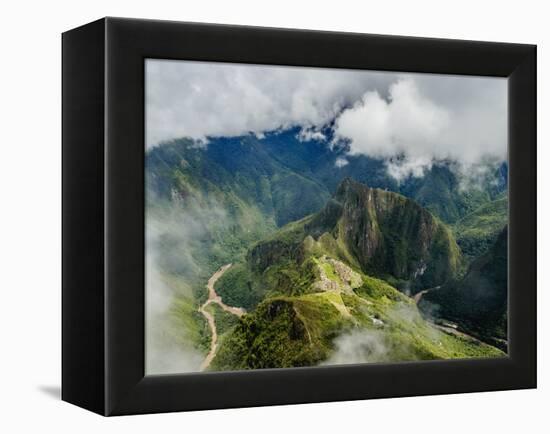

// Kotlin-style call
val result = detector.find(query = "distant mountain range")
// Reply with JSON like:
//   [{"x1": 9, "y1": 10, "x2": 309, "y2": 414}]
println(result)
[{"x1": 146, "y1": 127, "x2": 507, "y2": 226}]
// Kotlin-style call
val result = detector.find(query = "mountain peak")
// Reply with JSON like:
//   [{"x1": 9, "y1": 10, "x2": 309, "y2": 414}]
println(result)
[
  {"x1": 335, "y1": 177, "x2": 369, "y2": 199},
  {"x1": 252, "y1": 177, "x2": 461, "y2": 290}
]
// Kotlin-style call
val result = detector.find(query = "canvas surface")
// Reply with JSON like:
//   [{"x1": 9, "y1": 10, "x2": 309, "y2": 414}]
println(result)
[{"x1": 144, "y1": 60, "x2": 508, "y2": 374}]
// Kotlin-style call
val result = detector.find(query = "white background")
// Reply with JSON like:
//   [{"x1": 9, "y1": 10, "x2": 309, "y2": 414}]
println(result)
[{"x1": 0, "y1": 0, "x2": 546, "y2": 432}]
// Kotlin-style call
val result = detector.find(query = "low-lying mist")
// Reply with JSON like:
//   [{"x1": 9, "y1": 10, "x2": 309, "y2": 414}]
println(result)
[
  {"x1": 322, "y1": 329, "x2": 391, "y2": 366},
  {"x1": 322, "y1": 302, "x2": 443, "y2": 367},
  {"x1": 145, "y1": 195, "x2": 232, "y2": 375}
]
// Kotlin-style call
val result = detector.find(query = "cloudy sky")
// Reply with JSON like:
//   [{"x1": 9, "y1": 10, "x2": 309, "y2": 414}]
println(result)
[{"x1": 146, "y1": 59, "x2": 507, "y2": 178}]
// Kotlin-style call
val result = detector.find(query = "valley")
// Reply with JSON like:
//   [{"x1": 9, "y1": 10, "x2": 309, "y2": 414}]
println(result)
[
  {"x1": 145, "y1": 131, "x2": 509, "y2": 372},
  {"x1": 199, "y1": 264, "x2": 244, "y2": 371}
]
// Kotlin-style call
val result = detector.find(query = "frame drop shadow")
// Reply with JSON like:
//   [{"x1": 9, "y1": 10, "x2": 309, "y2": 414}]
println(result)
[{"x1": 38, "y1": 385, "x2": 61, "y2": 400}]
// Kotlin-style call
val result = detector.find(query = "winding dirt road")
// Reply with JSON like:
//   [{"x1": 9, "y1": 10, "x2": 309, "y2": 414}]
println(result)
[{"x1": 199, "y1": 264, "x2": 245, "y2": 371}]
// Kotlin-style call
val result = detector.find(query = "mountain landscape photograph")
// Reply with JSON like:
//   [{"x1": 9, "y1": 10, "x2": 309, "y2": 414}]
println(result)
[{"x1": 145, "y1": 59, "x2": 508, "y2": 374}]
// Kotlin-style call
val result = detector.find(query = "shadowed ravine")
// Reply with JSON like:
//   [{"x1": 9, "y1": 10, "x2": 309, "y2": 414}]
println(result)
[
  {"x1": 414, "y1": 285, "x2": 489, "y2": 346},
  {"x1": 199, "y1": 264, "x2": 245, "y2": 371}
]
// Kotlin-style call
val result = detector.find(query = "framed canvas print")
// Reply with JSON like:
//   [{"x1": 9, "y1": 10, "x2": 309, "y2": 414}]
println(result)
[{"x1": 62, "y1": 17, "x2": 536, "y2": 416}]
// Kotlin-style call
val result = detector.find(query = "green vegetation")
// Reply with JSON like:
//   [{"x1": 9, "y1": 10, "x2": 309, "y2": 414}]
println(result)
[
  {"x1": 212, "y1": 295, "x2": 348, "y2": 370},
  {"x1": 213, "y1": 256, "x2": 503, "y2": 370},
  {"x1": 205, "y1": 303, "x2": 241, "y2": 336},
  {"x1": 171, "y1": 297, "x2": 211, "y2": 353},
  {"x1": 453, "y1": 196, "x2": 508, "y2": 261},
  {"x1": 399, "y1": 163, "x2": 505, "y2": 224},
  {"x1": 355, "y1": 274, "x2": 411, "y2": 303},
  {"x1": 402, "y1": 164, "x2": 464, "y2": 222},
  {"x1": 213, "y1": 263, "x2": 265, "y2": 310},
  {"x1": 249, "y1": 178, "x2": 462, "y2": 293},
  {"x1": 148, "y1": 269, "x2": 211, "y2": 355},
  {"x1": 146, "y1": 136, "x2": 329, "y2": 228},
  {"x1": 211, "y1": 183, "x2": 504, "y2": 370},
  {"x1": 420, "y1": 226, "x2": 508, "y2": 344},
  {"x1": 145, "y1": 132, "x2": 508, "y2": 372},
  {"x1": 147, "y1": 132, "x2": 506, "y2": 231}
]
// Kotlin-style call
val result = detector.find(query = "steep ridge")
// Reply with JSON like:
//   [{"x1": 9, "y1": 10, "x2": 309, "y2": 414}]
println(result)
[
  {"x1": 210, "y1": 180, "x2": 501, "y2": 370},
  {"x1": 248, "y1": 178, "x2": 461, "y2": 293}
]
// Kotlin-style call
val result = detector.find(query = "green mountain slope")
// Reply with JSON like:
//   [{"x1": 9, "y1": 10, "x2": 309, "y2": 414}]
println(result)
[
  {"x1": 210, "y1": 180, "x2": 502, "y2": 370},
  {"x1": 399, "y1": 165, "x2": 487, "y2": 224},
  {"x1": 146, "y1": 136, "x2": 330, "y2": 227},
  {"x1": 453, "y1": 196, "x2": 508, "y2": 261},
  {"x1": 212, "y1": 240, "x2": 502, "y2": 370},
  {"x1": 147, "y1": 129, "x2": 507, "y2": 228}
]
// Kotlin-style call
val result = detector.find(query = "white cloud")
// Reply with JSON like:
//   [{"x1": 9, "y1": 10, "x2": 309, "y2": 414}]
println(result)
[
  {"x1": 145, "y1": 207, "x2": 205, "y2": 375},
  {"x1": 335, "y1": 157, "x2": 349, "y2": 168},
  {"x1": 297, "y1": 127, "x2": 327, "y2": 142},
  {"x1": 386, "y1": 155, "x2": 434, "y2": 181},
  {"x1": 322, "y1": 330, "x2": 390, "y2": 366},
  {"x1": 145, "y1": 193, "x2": 232, "y2": 374},
  {"x1": 146, "y1": 60, "x2": 507, "y2": 180},
  {"x1": 333, "y1": 77, "x2": 507, "y2": 179},
  {"x1": 145, "y1": 252, "x2": 204, "y2": 374},
  {"x1": 335, "y1": 79, "x2": 450, "y2": 157},
  {"x1": 146, "y1": 59, "x2": 394, "y2": 147}
]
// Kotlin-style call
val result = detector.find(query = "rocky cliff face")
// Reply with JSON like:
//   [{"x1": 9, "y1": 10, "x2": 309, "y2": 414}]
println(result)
[{"x1": 250, "y1": 178, "x2": 461, "y2": 291}]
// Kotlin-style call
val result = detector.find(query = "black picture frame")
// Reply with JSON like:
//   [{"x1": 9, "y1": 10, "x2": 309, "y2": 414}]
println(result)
[{"x1": 62, "y1": 17, "x2": 536, "y2": 416}]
